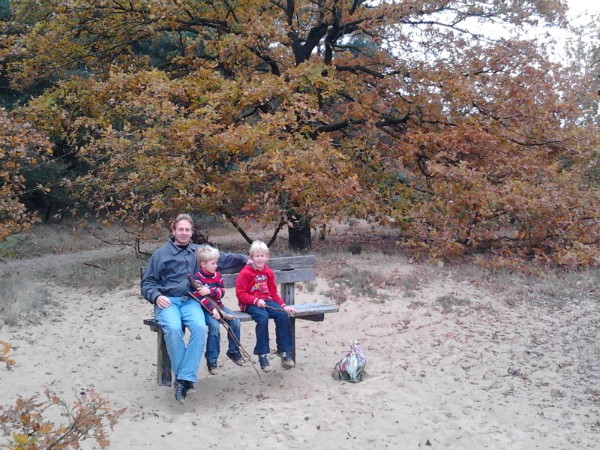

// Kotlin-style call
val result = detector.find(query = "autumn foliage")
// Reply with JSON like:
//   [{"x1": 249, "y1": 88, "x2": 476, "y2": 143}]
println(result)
[
  {"x1": 0, "y1": 340, "x2": 15, "y2": 370},
  {"x1": 0, "y1": 109, "x2": 51, "y2": 241},
  {"x1": 1, "y1": 341, "x2": 122, "y2": 449},
  {"x1": 0, "y1": 387, "x2": 125, "y2": 449},
  {"x1": 0, "y1": 0, "x2": 599, "y2": 266}
]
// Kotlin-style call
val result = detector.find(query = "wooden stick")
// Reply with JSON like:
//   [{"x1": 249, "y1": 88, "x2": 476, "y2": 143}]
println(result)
[
  {"x1": 187, "y1": 289, "x2": 262, "y2": 380},
  {"x1": 265, "y1": 304, "x2": 294, "y2": 317}
]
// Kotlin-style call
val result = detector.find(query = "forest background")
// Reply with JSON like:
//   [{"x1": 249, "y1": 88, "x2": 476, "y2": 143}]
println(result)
[{"x1": 1, "y1": 0, "x2": 600, "y2": 266}]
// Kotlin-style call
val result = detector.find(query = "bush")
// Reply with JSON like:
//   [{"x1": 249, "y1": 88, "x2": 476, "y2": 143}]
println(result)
[
  {"x1": 0, "y1": 341, "x2": 15, "y2": 370},
  {"x1": 0, "y1": 387, "x2": 125, "y2": 449}
]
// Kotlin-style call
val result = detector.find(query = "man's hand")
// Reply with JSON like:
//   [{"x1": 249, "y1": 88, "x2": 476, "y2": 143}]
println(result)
[
  {"x1": 212, "y1": 309, "x2": 220, "y2": 319},
  {"x1": 155, "y1": 295, "x2": 171, "y2": 309}
]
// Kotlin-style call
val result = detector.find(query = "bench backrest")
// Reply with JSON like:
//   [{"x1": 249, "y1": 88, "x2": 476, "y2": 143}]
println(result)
[
  {"x1": 141, "y1": 254, "x2": 316, "y2": 288},
  {"x1": 221, "y1": 255, "x2": 316, "y2": 287}
]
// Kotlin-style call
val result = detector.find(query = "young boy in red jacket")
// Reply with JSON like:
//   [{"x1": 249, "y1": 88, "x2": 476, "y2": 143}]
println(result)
[{"x1": 235, "y1": 240, "x2": 297, "y2": 372}]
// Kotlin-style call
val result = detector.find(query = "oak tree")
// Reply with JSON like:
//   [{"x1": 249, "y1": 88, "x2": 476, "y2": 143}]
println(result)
[{"x1": 2, "y1": 0, "x2": 598, "y2": 265}]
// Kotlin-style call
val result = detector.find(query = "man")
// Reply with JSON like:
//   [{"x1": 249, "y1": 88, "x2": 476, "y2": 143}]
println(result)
[{"x1": 141, "y1": 213, "x2": 247, "y2": 404}]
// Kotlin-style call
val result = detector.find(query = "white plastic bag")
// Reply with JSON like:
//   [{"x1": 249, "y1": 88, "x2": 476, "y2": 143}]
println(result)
[{"x1": 332, "y1": 340, "x2": 366, "y2": 382}]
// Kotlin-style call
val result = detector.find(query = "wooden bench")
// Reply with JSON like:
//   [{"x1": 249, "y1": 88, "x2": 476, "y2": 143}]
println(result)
[{"x1": 142, "y1": 254, "x2": 339, "y2": 386}]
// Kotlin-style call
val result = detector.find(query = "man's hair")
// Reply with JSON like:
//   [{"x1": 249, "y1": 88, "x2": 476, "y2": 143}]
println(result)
[
  {"x1": 171, "y1": 213, "x2": 194, "y2": 230},
  {"x1": 249, "y1": 240, "x2": 269, "y2": 256},
  {"x1": 197, "y1": 244, "x2": 220, "y2": 263}
]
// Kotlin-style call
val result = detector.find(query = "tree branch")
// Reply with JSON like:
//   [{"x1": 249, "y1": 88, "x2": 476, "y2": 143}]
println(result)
[
  {"x1": 267, "y1": 218, "x2": 287, "y2": 247},
  {"x1": 219, "y1": 208, "x2": 254, "y2": 244}
]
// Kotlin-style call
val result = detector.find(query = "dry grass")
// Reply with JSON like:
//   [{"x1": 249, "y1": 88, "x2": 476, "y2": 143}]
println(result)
[
  {"x1": 0, "y1": 220, "x2": 165, "y2": 260},
  {"x1": 38, "y1": 253, "x2": 144, "y2": 292},
  {"x1": 0, "y1": 274, "x2": 54, "y2": 327},
  {"x1": 436, "y1": 293, "x2": 471, "y2": 314},
  {"x1": 443, "y1": 262, "x2": 600, "y2": 307}
]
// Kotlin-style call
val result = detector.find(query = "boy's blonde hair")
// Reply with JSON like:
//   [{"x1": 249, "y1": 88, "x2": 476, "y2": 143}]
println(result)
[
  {"x1": 196, "y1": 244, "x2": 220, "y2": 263},
  {"x1": 249, "y1": 240, "x2": 269, "y2": 256}
]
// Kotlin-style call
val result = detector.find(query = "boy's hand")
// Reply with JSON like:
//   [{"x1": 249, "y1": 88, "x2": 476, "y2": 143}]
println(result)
[
  {"x1": 283, "y1": 305, "x2": 297, "y2": 314},
  {"x1": 197, "y1": 286, "x2": 211, "y2": 296},
  {"x1": 212, "y1": 309, "x2": 220, "y2": 319},
  {"x1": 256, "y1": 299, "x2": 267, "y2": 308}
]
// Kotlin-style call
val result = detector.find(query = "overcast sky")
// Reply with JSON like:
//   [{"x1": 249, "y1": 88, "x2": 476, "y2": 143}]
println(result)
[{"x1": 566, "y1": 0, "x2": 600, "y2": 21}]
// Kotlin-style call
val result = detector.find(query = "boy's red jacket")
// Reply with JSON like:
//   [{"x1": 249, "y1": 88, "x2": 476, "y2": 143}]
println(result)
[{"x1": 235, "y1": 263, "x2": 285, "y2": 311}]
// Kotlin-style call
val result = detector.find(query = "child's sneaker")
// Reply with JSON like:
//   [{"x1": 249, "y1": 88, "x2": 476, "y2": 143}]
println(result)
[
  {"x1": 258, "y1": 354, "x2": 272, "y2": 372},
  {"x1": 208, "y1": 362, "x2": 219, "y2": 375},
  {"x1": 278, "y1": 351, "x2": 295, "y2": 368},
  {"x1": 226, "y1": 351, "x2": 244, "y2": 366}
]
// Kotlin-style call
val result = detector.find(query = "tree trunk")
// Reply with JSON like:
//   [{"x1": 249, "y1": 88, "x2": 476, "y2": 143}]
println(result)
[{"x1": 288, "y1": 215, "x2": 311, "y2": 251}]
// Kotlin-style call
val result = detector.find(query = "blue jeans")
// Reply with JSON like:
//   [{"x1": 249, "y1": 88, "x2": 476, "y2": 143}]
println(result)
[
  {"x1": 154, "y1": 297, "x2": 206, "y2": 383},
  {"x1": 246, "y1": 300, "x2": 293, "y2": 356},
  {"x1": 203, "y1": 306, "x2": 241, "y2": 364}
]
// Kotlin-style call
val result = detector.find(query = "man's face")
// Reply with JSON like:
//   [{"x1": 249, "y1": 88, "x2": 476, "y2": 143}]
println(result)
[{"x1": 172, "y1": 219, "x2": 193, "y2": 246}]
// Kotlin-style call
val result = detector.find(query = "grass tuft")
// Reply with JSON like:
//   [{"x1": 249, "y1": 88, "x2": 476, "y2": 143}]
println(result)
[
  {"x1": 38, "y1": 254, "x2": 143, "y2": 293},
  {"x1": 436, "y1": 294, "x2": 471, "y2": 313},
  {"x1": 445, "y1": 263, "x2": 600, "y2": 307},
  {"x1": 0, "y1": 274, "x2": 54, "y2": 326}
]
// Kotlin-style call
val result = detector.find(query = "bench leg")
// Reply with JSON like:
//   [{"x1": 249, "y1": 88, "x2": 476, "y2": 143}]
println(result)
[
  {"x1": 281, "y1": 282, "x2": 297, "y2": 362},
  {"x1": 156, "y1": 329, "x2": 173, "y2": 386},
  {"x1": 290, "y1": 317, "x2": 296, "y2": 361}
]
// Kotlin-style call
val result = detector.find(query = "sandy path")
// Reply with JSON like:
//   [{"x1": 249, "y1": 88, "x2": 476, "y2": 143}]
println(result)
[{"x1": 1, "y1": 253, "x2": 599, "y2": 449}]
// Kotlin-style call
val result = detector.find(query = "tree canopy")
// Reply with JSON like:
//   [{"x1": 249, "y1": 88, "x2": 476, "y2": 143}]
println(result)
[
  {"x1": 0, "y1": 108, "x2": 51, "y2": 240},
  {"x1": 1, "y1": 0, "x2": 599, "y2": 266}
]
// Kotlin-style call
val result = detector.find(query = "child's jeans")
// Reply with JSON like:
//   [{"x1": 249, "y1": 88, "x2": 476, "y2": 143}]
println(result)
[
  {"x1": 203, "y1": 306, "x2": 241, "y2": 364},
  {"x1": 245, "y1": 300, "x2": 293, "y2": 355}
]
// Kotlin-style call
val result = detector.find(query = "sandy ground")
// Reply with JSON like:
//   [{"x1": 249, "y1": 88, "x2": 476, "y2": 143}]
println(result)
[{"x1": 1, "y1": 250, "x2": 599, "y2": 449}]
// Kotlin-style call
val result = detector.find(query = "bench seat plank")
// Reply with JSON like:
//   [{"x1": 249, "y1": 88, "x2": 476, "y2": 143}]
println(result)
[{"x1": 144, "y1": 302, "x2": 339, "y2": 327}]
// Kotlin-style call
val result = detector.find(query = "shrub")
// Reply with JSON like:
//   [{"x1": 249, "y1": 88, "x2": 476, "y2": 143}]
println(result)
[
  {"x1": 0, "y1": 341, "x2": 15, "y2": 370},
  {"x1": 0, "y1": 388, "x2": 125, "y2": 449}
]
